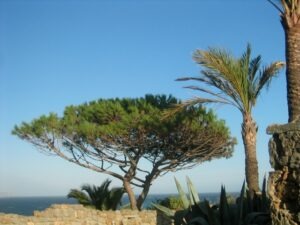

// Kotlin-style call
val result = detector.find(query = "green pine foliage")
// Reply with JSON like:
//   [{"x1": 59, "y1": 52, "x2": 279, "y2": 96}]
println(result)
[
  {"x1": 12, "y1": 95, "x2": 235, "y2": 165},
  {"x1": 12, "y1": 94, "x2": 236, "y2": 209},
  {"x1": 13, "y1": 95, "x2": 232, "y2": 146}
]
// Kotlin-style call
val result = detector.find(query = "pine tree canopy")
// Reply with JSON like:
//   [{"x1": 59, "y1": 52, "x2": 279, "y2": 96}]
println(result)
[{"x1": 12, "y1": 94, "x2": 236, "y2": 208}]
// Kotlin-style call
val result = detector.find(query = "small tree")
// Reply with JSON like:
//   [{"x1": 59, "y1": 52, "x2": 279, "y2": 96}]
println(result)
[
  {"x1": 177, "y1": 45, "x2": 284, "y2": 194},
  {"x1": 13, "y1": 94, "x2": 236, "y2": 210}
]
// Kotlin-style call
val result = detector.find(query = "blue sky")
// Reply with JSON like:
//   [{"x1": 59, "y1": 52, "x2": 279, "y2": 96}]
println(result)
[{"x1": 0, "y1": 0, "x2": 287, "y2": 197}]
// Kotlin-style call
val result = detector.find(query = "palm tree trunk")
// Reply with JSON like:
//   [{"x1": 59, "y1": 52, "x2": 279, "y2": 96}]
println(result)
[
  {"x1": 283, "y1": 21, "x2": 300, "y2": 122},
  {"x1": 123, "y1": 179, "x2": 137, "y2": 210},
  {"x1": 242, "y1": 113, "x2": 259, "y2": 194}
]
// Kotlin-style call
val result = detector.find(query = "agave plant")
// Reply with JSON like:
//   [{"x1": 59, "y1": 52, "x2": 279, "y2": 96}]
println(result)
[
  {"x1": 153, "y1": 176, "x2": 270, "y2": 225},
  {"x1": 67, "y1": 179, "x2": 124, "y2": 210}
]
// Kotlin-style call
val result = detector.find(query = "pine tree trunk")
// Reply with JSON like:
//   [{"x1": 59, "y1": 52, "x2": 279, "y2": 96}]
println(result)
[
  {"x1": 267, "y1": 123, "x2": 300, "y2": 225},
  {"x1": 283, "y1": 20, "x2": 300, "y2": 122},
  {"x1": 136, "y1": 171, "x2": 157, "y2": 210},
  {"x1": 136, "y1": 181, "x2": 151, "y2": 210},
  {"x1": 123, "y1": 179, "x2": 138, "y2": 210},
  {"x1": 242, "y1": 113, "x2": 260, "y2": 194}
]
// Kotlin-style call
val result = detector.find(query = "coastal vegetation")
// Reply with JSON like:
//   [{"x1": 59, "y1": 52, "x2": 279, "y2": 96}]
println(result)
[
  {"x1": 8, "y1": 1, "x2": 300, "y2": 224},
  {"x1": 13, "y1": 94, "x2": 235, "y2": 210},
  {"x1": 176, "y1": 44, "x2": 284, "y2": 195},
  {"x1": 67, "y1": 179, "x2": 124, "y2": 210},
  {"x1": 154, "y1": 177, "x2": 270, "y2": 225},
  {"x1": 149, "y1": 196, "x2": 184, "y2": 211}
]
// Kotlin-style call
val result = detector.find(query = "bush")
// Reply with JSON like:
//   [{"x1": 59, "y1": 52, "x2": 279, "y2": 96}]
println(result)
[{"x1": 149, "y1": 196, "x2": 184, "y2": 210}]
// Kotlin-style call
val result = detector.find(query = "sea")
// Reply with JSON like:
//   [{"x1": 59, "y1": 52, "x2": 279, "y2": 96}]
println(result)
[{"x1": 0, "y1": 193, "x2": 224, "y2": 216}]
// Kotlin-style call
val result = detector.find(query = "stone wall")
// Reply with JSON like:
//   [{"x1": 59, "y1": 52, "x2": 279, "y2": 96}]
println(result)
[
  {"x1": 267, "y1": 123, "x2": 300, "y2": 225},
  {"x1": 0, "y1": 204, "x2": 173, "y2": 225}
]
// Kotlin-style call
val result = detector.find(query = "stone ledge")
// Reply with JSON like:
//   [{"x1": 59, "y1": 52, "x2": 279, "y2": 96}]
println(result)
[
  {"x1": 267, "y1": 122, "x2": 300, "y2": 135},
  {"x1": 0, "y1": 204, "x2": 170, "y2": 225}
]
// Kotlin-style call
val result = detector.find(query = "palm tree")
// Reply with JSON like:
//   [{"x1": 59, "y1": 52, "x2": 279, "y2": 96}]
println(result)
[
  {"x1": 67, "y1": 179, "x2": 124, "y2": 210},
  {"x1": 177, "y1": 44, "x2": 284, "y2": 194},
  {"x1": 268, "y1": 0, "x2": 300, "y2": 122}
]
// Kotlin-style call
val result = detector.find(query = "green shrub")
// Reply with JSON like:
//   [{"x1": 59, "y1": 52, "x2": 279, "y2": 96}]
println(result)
[{"x1": 150, "y1": 196, "x2": 184, "y2": 210}]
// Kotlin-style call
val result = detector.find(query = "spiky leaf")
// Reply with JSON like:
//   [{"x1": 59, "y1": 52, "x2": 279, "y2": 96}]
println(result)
[
  {"x1": 235, "y1": 181, "x2": 246, "y2": 225},
  {"x1": 186, "y1": 176, "x2": 200, "y2": 205},
  {"x1": 175, "y1": 177, "x2": 190, "y2": 209},
  {"x1": 152, "y1": 203, "x2": 175, "y2": 218},
  {"x1": 219, "y1": 186, "x2": 231, "y2": 225}
]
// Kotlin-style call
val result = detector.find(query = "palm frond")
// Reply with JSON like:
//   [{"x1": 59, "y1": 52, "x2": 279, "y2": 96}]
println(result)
[
  {"x1": 68, "y1": 179, "x2": 123, "y2": 210},
  {"x1": 193, "y1": 48, "x2": 250, "y2": 112},
  {"x1": 238, "y1": 45, "x2": 255, "y2": 112},
  {"x1": 246, "y1": 55, "x2": 262, "y2": 107},
  {"x1": 81, "y1": 184, "x2": 94, "y2": 197},
  {"x1": 202, "y1": 71, "x2": 244, "y2": 111},
  {"x1": 282, "y1": 0, "x2": 291, "y2": 14},
  {"x1": 81, "y1": 184, "x2": 99, "y2": 206},
  {"x1": 181, "y1": 97, "x2": 232, "y2": 109},
  {"x1": 248, "y1": 55, "x2": 262, "y2": 82},
  {"x1": 95, "y1": 179, "x2": 112, "y2": 209},
  {"x1": 254, "y1": 61, "x2": 285, "y2": 99},
  {"x1": 67, "y1": 189, "x2": 91, "y2": 206},
  {"x1": 99, "y1": 179, "x2": 112, "y2": 193},
  {"x1": 162, "y1": 96, "x2": 227, "y2": 120},
  {"x1": 180, "y1": 45, "x2": 285, "y2": 114},
  {"x1": 107, "y1": 187, "x2": 124, "y2": 210},
  {"x1": 183, "y1": 85, "x2": 239, "y2": 108},
  {"x1": 193, "y1": 48, "x2": 235, "y2": 80},
  {"x1": 176, "y1": 77, "x2": 204, "y2": 82},
  {"x1": 239, "y1": 44, "x2": 251, "y2": 75},
  {"x1": 267, "y1": 0, "x2": 285, "y2": 14}
]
